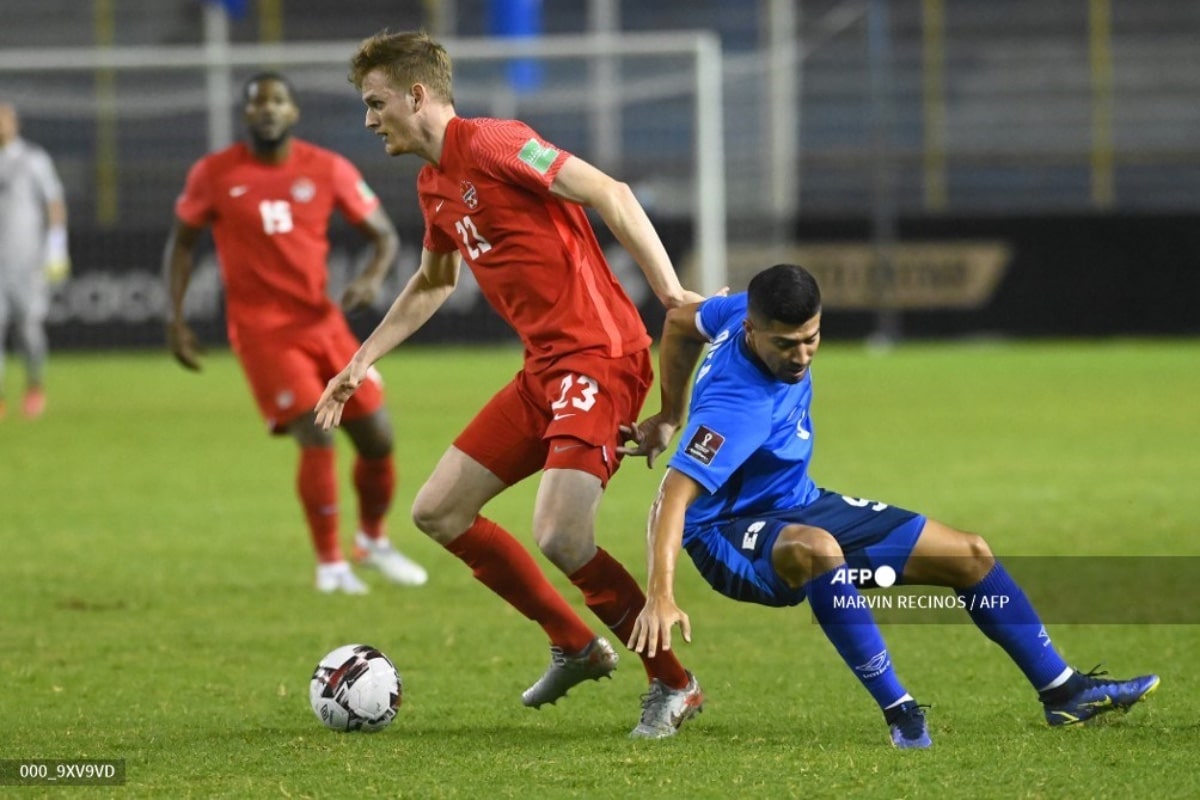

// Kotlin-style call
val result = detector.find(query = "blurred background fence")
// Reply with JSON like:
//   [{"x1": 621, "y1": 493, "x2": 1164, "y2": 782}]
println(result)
[{"x1": 1, "y1": 0, "x2": 1197, "y2": 349}]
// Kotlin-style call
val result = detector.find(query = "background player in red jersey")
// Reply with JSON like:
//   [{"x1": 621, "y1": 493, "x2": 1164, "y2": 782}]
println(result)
[
  {"x1": 315, "y1": 31, "x2": 706, "y2": 738},
  {"x1": 164, "y1": 72, "x2": 427, "y2": 594}
]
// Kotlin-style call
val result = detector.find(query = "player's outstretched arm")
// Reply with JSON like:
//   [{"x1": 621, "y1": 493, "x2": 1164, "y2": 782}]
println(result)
[
  {"x1": 162, "y1": 218, "x2": 206, "y2": 371},
  {"x1": 342, "y1": 206, "x2": 400, "y2": 311},
  {"x1": 354, "y1": 247, "x2": 460, "y2": 365},
  {"x1": 315, "y1": 248, "x2": 460, "y2": 430},
  {"x1": 620, "y1": 302, "x2": 710, "y2": 466},
  {"x1": 629, "y1": 469, "x2": 704, "y2": 657},
  {"x1": 548, "y1": 155, "x2": 700, "y2": 309}
]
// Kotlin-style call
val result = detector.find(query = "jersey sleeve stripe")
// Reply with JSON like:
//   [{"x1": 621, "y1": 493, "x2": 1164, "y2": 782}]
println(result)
[{"x1": 545, "y1": 202, "x2": 625, "y2": 357}]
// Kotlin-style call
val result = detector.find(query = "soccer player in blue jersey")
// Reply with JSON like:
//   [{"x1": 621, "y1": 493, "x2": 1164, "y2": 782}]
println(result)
[{"x1": 621, "y1": 263, "x2": 1159, "y2": 748}]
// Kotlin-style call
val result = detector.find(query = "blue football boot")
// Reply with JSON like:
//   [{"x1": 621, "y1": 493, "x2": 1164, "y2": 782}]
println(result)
[
  {"x1": 1042, "y1": 666, "x2": 1160, "y2": 726},
  {"x1": 885, "y1": 700, "x2": 932, "y2": 749}
]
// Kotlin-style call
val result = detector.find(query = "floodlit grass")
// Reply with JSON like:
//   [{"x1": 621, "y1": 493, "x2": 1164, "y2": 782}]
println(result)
[{"x1": 1, "y1": 340, "x2": 1197, "y2": 798}]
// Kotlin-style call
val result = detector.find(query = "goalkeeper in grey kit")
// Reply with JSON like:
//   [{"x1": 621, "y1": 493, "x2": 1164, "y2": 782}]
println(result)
[{"x1": 0, "y1": 102, "x2": 70, "y2": 419}]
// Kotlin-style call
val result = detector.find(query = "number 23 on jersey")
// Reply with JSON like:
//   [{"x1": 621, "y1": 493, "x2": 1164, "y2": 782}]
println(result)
[{"x1": 455, "y1": 215, "x2": 493, "y2": 260}]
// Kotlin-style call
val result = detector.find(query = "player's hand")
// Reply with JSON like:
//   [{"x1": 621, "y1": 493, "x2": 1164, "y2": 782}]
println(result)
[
  {"x1": 628, "y1": 595, "x2": 691, "y2": 658},
  {"x1": 618, "y1": 412, "x2": 679, "y2": 468},
  {"x1": 340, "y1": 275, "x2": 382, "y2": 313},
  {"x1": 44, "y1": 255, "x2": 71, "y2": 285},
  {"x1": 315, "y1": 362, "x2": 368, "y2": 430},
  {"x1": 166, "y1": 319, "x2": 204, "y2": 371}
]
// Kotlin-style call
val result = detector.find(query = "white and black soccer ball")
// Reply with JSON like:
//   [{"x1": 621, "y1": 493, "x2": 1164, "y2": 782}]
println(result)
[{"x1": 309, "y1": 644, "x2": 403, "y2": 732}]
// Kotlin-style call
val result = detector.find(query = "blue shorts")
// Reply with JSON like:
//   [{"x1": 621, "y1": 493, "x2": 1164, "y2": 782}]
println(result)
[{"x1": 682, "y1": 489, "x2": 927, "y2": 607}]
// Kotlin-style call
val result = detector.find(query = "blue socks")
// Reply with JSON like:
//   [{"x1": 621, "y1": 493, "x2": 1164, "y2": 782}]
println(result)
[
  {"x1": 807, "y1": 561, "x2": 1070, "y2": 707},
  {"x1": 957, "y1": 562, "x2": 1069, "y2": 689},
  {"x1": 806, "y1": 564, "x2": 908, "y2": 708}
]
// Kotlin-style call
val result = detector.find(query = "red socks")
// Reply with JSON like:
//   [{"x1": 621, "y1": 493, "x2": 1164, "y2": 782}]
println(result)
[
  {"x1": 570, "y1": 548, "x2": 691, "y2": 689},
  {"x1": 298, "y1": 447, "x2": 340, "y2": 563},
  {"x1": 445, "y1": 517, "x2": 595, "y2": 653},
  {"x1": 354, "y1": 455, "x2": 395, "y2": 540},
  {"x1": 444, "y1": 520, "x2": 691, "y2": 690}
]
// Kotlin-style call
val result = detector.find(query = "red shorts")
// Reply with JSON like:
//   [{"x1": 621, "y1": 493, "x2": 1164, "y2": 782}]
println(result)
[
  {"x1": 232, "y1": 316, "x2": 384, "y2": 434},
  {"x1": 454, "y1": 349, "x2": 653, "y2": 487}
]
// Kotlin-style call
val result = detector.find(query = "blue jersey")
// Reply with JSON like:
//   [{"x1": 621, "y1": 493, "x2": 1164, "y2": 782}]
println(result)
[{"x1": 667, "y1": 293, "x2": 821, "y2": 528}]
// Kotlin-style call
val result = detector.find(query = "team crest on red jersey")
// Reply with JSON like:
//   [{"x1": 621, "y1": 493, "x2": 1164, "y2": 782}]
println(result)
[
  {"x1": 460, "y1": 180, "x2": 479, "y2": 209},
  {"x1": 291, "y1": 177, "x2": 316, "y2": 203}
]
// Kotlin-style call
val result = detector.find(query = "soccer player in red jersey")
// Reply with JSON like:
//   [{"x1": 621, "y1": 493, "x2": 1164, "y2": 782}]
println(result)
[
  {"x1": 315, "y1": 31, "x2": 706, "y2": 738},
  {"x1": 164, "y1": 72, "x2": 428, "y2": 594}
]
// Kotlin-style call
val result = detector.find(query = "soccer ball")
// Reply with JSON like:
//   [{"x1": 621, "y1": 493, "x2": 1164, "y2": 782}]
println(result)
[{"x1": 309, "y1": 644, "x2": 403, "y2": 732}]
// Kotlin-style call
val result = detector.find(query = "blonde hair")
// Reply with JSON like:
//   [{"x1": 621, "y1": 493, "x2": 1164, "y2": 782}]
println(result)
[{"x1": 349, "y1": 30, "x2": 454, "y2": 104}]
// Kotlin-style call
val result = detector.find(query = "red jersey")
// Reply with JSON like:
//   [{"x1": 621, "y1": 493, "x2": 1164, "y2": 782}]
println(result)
[
  {"x1": 175, "y1": 139, "x2": 380, "y2": 342},
  {"x1": 418, "y1": 117, "x2": 651, "y2": 371}
]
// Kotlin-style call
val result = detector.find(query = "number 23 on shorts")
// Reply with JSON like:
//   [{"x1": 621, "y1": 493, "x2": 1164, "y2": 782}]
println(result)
[{"x1": 550, "y1": 374, "x2": 598, "y2": 421}]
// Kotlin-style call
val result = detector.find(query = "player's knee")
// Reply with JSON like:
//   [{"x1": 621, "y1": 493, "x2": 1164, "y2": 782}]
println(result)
[
  {"x1": 290, "y1": 415, "x2": 334, "y2": 448},
  {"x1": 958, "y1": 532, "x2": 996, "y2": 584},
  {"x1": 354, "y1": 434, "x2": 392, "y2": 460},
  {"x1": 532, "y1": 519, "x2": 594, "y2": 574},
  {"x1": 409, "y1": 498, "x2": 435, "y2": 535},
  {"x1": 410, "y1": 493, "x2": 463, "y2": 543},
  {"x1": 344, "y1": 412, "x2": 394, "y2": 459},
  {"x1": 773, "y1": 527, "x2": 843, "y2": 588}
]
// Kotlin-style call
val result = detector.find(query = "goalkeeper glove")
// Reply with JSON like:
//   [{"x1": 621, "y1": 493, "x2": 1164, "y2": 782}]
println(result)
[{"x1": 44, "y1": 224, "x2": 71, "y2": 284}]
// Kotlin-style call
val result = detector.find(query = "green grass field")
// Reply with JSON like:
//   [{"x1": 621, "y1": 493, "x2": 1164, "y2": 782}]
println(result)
[{"x1": 2, "y1": 340, "x2": 1198, "y2": 798}]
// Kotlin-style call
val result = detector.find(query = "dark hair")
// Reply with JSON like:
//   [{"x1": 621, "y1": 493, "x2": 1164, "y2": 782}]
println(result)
[
  {"x1": 747, "y1": 264, "x2": 822, "y2": 325},
  {"x1": 242, "y1": 71, "x2": 295, "y2": 102},
  {"x1": 348, "y1": 29, "x2": 454, "y2": 104}
]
